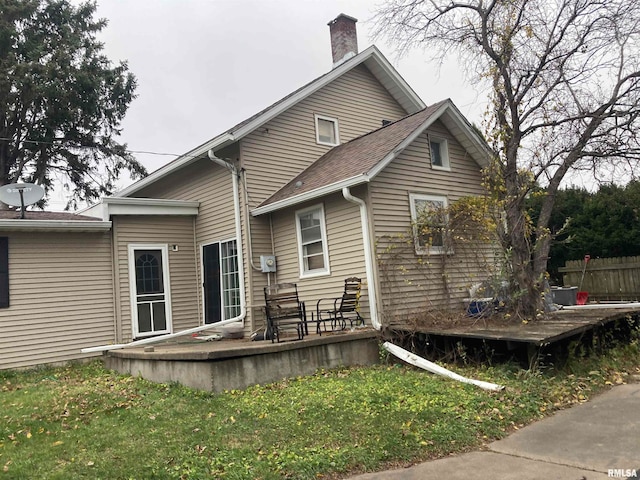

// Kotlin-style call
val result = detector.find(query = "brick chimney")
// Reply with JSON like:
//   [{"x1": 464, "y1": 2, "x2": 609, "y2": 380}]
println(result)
[{"x1": 328, "y1": 14, "x2": 358, "y2": 68}]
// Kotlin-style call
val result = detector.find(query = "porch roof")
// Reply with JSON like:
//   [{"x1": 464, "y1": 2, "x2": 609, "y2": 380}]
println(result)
[{"x1": 0, "y1": 210, "x2": 111, "y2": 232}]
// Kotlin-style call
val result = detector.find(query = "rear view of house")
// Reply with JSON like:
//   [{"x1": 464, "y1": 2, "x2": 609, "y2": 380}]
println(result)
[{"x1": 0, "y1": 14, "x2": 491, "y2": 370}]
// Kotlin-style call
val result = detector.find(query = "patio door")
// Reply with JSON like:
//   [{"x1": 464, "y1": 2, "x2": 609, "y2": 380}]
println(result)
[
  {"x1": 203, "y1": 243, "x2": 222, "y2": 324},
  {"x1": 202, "y1": 240, "x2": 241, "y2": 324},
  {"x1": 129, "y1": 244, "x2": 172, "y2": 338}
]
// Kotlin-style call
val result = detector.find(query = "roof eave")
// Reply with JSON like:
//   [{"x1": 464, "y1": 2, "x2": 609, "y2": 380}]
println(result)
[
  {"x1": 439, "y1": 104, "x2": 492, "y2": 167},
  {"x1": 252, "y1": 175, "x2": 368, "y2": 216},
  {"x1": 116, "y1": 47, "x2": 425, "y2": 199},
  {"x1": 81, "y1": 197, "x2": 200, "y2": 221},
  {"x1": 115, "y1": 133, "x2": 235, "y2": 197},
  {"x1": 0, "y1": 220, "x2": 112, "y2": 232}
]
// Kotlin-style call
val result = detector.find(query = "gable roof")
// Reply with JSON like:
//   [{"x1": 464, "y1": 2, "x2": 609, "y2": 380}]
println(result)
[
  {"x1": 117, "y1": 46, "x2": 426, "y2": 198},
  {"x1": 251, "y1": 99, "x2": 491, "y2": 216}
]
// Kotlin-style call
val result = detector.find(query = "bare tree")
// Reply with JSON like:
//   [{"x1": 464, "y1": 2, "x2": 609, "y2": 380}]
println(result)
[{"x1": 374, "y1": 0, "x2": 640, "y2": 318}]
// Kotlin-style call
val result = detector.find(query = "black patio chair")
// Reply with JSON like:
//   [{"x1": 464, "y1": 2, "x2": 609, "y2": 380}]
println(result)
[
  {"x1": 315, "y1": 277, "x2": 364, "y2": 333},
  {"x1": 264, "y1": 283, "x2": 307, "y2": 342}
]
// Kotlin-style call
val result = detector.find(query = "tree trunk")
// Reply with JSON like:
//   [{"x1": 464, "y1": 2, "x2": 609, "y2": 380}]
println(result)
[{"x1": 504, "y1": 195, "x2": 543, "y2": 318}]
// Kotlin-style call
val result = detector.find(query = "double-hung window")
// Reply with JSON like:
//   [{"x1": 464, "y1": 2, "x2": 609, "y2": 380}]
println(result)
[
  {"x1": 315, "y1": 114, "x2": 340, "y2": 146},
  {"x1": 429, "y1": 136, "x2": 450, "y2": 170},
  {"x1": 409, "y1": 193, "x2": 449, "y2": 255},
  {"x1": 296, "y1": 204, "x2": 330, "y2": 277}
]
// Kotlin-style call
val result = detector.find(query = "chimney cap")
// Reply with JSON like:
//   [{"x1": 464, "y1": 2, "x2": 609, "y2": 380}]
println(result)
[{"x1": 327, "y1": 13, "x2": 358, "y2": 26}]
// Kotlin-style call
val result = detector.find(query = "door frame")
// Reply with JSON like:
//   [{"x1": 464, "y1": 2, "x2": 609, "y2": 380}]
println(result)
[
  {"x1": 201, "y1": 237, "x2": 239, "y2": 324},
  {"x1": 128, "y1": 243, "x2": 173, "y2": 338}
]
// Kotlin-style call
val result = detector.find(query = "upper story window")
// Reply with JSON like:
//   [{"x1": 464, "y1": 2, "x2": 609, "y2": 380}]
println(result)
[
  {"x1": 430, "y1": 136, "x2": 450, "y2": 170},
  {"x1": 295, "y1": 204, "x2": 330, "y2": 277},
  {"x1": 315, "y1": 114, "x2": 340, "y2": 146},
  {"x1": 409, "y1": 193, "x2": 450, "y2": 255}
]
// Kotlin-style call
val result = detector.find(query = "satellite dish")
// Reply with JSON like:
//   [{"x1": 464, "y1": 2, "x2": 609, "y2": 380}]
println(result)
[{"x1": 0, "y1": 183, "x2": 45, "y2": 219}]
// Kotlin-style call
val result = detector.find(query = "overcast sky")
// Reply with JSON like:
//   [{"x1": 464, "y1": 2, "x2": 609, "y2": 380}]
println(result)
[{"x1": 53, "y1": 0, "x2": 489, "y2": 208}]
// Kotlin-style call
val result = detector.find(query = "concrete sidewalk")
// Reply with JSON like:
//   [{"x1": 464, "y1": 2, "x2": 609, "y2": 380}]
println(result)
[{"x1": 351, "y1": 382, "x2": 640, "y2": 480}]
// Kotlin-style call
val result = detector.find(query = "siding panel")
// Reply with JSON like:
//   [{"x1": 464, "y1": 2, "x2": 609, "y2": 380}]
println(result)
[
  {"x1": 270, "y1": 192, "x2": 369, "y2": 326},
  {"x1": 243, "y1": 64, "x2": 408, "y2": 323},
  {"x1": 0, "y1": 232, "x2": 115, "y2": 370},
  {"x1": 113, "y1": 216, "x2": 199, "y2": 342},
  {"x1": 370, "y1": 122, "x2": 495, "y2": 325}
]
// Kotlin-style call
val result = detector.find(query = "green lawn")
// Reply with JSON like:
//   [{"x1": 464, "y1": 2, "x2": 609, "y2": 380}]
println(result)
[{"x1": 1, "y1": 337, "x2": 639, "y2": 480}]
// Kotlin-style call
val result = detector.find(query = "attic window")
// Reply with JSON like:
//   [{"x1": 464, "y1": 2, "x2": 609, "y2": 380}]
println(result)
[
  {"x1": 430, "y1": 137, "x2": 450, "y2": 170},
  {"x1": 315, "y1": 114, "x2": 340, "y2": 146}
]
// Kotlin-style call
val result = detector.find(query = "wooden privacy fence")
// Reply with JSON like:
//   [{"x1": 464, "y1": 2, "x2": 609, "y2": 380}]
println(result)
[{"x1": 558, "y1": 256, "x2": 640, "y2": 302}]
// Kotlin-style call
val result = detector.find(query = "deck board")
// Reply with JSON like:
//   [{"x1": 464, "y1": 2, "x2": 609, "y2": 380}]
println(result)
[{"x1": 390, "y1": 307, "x2": 640, "y2": 346}]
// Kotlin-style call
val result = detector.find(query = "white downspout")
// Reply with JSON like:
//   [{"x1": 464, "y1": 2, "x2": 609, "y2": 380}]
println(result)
[
  {"x1": 207, "y1": 150, "x2": 247, "y2": 325},
  {"x1": 342, "y1": 187, "x2": 381, "y2": 330},
  {"x1": 80, "y1": 152, "x2": 248, "y2": 354}
]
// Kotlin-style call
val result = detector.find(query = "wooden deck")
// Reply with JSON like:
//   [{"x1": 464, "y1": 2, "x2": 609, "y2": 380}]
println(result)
[
  {"x1": 388, "y1": 305, "x2": 640, "y2": 366},
  {"x1": 403, "y1": 307, "x2": 640, "y2": 347}
]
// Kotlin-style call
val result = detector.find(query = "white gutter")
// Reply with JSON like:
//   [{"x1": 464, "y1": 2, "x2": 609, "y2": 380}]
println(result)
[
  {"x1": 80, "y1": 152, "x2": 248, "y2": 354},
  {"x1": 0, "y1": 220, "x2": 112, "y2": 231},
  {"x1": 342, "y1": 187, "x2": 381, "y2": 330},
  {"x1": 252, "y1": 174, "x2": 367, "y2": 216},
  {"x1": 82, "y1": 323, "x2": 230, "y2": 353},
  {"x1": 383, "y1": 342, "x2": 504, "y2": 391},
  {"x1": 563, "y1": 303, "x2": 640, "y2": 310}
]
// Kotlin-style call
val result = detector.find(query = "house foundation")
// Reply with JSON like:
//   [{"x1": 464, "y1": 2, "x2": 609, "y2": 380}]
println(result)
[{"x1": 105, "y1": 330, "x2": 379, "y2": 392}]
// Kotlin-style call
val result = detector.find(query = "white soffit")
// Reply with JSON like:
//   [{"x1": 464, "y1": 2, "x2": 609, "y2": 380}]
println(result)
[{"x1": 82, "y1": 197, "x2": 200, "y2": 221}]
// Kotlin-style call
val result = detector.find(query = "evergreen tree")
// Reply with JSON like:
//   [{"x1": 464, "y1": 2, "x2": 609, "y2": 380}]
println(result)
[{"x1": 0, "y1": 0, "x2": 145, "y2": 208}]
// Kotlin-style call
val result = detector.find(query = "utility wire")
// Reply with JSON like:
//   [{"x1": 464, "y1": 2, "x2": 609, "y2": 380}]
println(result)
[{"x1": 0, "y1": 136, "x2": 198, "y2": 159}]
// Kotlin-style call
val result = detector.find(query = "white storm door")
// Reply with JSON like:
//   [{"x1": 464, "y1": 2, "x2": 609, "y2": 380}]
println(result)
[{"x1": 128, "y1": 244, "x2": 172, "y2": 338}]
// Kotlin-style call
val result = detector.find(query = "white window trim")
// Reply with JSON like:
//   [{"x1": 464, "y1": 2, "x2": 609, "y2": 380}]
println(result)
[
  {"x1": 295, "y1": 203, "x2": 331, "y2": 278},
  {"x1": 128, "y1": 243, "x2": 173, "y2": 338},
  {"x1": 429, "y1": 135, "x2": 451, "y2": 171},
  {"x1": 314, "y1": 114, "x2": 340, "y2": 147},
  {"x1": 409, "y1": 193, "x2": 450, "y2": 255}
]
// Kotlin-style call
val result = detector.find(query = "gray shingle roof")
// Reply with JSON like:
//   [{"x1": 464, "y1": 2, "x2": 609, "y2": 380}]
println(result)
[{"x1": 0, "y1": 210, "x2": 101, "y2": 221}]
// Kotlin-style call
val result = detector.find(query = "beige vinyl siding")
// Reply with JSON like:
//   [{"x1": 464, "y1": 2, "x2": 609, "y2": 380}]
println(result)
[
  {"x1": 132, "y1": 158, "x2": 236, "y2": 243},
  {"x1": 370, "y1": 120, "x2": 492, "y2": 324},
  {"x1": 113, "y1": 215, "x2": 199, "y2": 342},
  {"x1": 270, "y1": 191, "x2": 369, "y2": 325},
  {"x1": 0, "y1": 232, "x2": 114, "y2": 370},
  {"x1": 125, "y1": 159, "x2": 253, "y2": 330},
  {"x1": 242, "y1": 64, "x2": 407, "y2": 327},
  {"x1": 241, "y1": 64, "x2": 409, "y2": 205}
]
